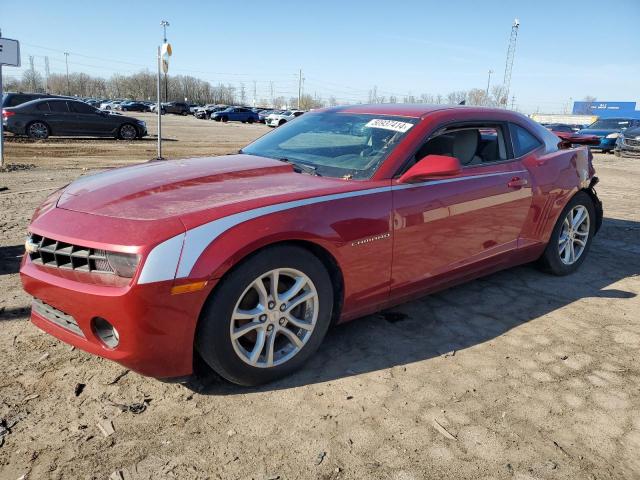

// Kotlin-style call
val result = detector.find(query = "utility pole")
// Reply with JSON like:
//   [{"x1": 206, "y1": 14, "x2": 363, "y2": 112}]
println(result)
[
  {"x1": 28, "y1": 55, "x2": 35, "y2": 91},
  {"x1": 269, "y1": 81, "x2": 274, "y2": 107},
  {"x1": 510, "y1": 95, "x2": 516, "y2": 110},
  {"x1": 44, "y1": 56, "x2": 50, "y2": 92},
  {"x1": 161, "y1": 20, "x2": 169, "y2": 102},
  {"x1": 298, "y1": 68, "x2": 302, "y2": 109},
  {"x1": 253, "y1": 80, "x2": 257, "y2": 107},
  {"x1": 485, "y1": 69, "x2": 493, "y2": 103},
  {"x1": 64, "y1": 52, "x2": 70, "y2": 95}
]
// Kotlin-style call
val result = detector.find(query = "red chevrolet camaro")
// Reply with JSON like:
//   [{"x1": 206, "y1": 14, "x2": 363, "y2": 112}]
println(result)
[{"x1": 20, "y1": 105, "x2": 603, "y2": 386}]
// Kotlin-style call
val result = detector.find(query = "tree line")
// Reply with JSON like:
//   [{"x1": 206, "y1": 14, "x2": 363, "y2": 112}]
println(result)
[{"x1": 5, "y1": 66, "x2": 515, "y2": 109}]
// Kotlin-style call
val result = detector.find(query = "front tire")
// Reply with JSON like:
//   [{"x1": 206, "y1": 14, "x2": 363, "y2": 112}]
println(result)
[
  {"x1": 117, "y1": 123, "x2": 138, "y2": 140},
  {"x1": 539, "y1": 191, "x2": 595, "y2": 275},
  {"x1": 196, "y1": 245, "x2": 333, "y2": 386}
]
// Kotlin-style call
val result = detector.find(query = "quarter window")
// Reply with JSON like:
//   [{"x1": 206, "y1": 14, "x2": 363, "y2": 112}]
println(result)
[
  {"x1": 511, "y1": 124, "x2": 542, "y2": 157},
  {"x1": 36, "y1": 102, "x2": 50, "y2": 112}
]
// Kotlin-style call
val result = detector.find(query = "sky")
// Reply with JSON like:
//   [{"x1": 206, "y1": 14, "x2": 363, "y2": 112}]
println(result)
[{"x1": 2, "y1": 0, "x2": 639, "y2": 113}]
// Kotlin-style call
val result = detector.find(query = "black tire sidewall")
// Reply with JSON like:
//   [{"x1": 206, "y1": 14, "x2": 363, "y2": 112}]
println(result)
[
  {"x1": 542, "y1": 191, "x2": 596, "y2": 275},
  {"x1": 196, "y1": 245, "x2": 333, "y2": 386}
]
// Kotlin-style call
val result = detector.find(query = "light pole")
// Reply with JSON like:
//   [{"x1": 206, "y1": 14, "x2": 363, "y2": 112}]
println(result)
[
  {"x1": 64, "y1": 52, "x2": 70, "y2": 95},
  {"x1": 161, "y1": 20, "x2": 169, "y2": 102}
]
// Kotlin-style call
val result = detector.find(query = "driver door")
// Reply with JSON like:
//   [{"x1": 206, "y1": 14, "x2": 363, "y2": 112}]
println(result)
[{"x1": 390, "y1": 122, "x2": 532, "y2": 301}]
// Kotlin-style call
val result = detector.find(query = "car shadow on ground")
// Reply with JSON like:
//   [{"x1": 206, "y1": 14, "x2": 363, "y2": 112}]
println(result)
[
  {"x1": 0, "y1": 245, "x2": 24, "y2": 277},
  {"x1": 189, "y1": 216, "x2": 639, "y2": 395}
]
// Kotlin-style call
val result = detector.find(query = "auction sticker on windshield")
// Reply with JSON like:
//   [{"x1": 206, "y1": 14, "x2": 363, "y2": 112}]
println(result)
[{"x1": 365, "y1": 119, "x2": 414, "y2": 133}]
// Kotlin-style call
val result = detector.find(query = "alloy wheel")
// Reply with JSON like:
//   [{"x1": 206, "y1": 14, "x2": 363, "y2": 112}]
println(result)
[
  {"x1": 119, "y1": 124, "x2": 137, "y2": 140},
  {"x1": 230, "y1": 268, "x2": 319, "y2": 368},
  {"x1": 28, "y1": 122, "x2": 48, "y2": 139},
  {"x1": 558, "y1": 205, "x2": 590, "y2": 265}
]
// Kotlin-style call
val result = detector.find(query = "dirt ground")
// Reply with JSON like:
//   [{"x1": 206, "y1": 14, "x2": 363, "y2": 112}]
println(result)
[{"x1": 0, "y1": 114, "x2": 639, "y2": 480}]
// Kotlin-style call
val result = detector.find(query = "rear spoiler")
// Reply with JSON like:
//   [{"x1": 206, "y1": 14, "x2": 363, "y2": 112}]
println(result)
[{"x1": 555, "y1": 131, "x2": 601, "y2": 149}]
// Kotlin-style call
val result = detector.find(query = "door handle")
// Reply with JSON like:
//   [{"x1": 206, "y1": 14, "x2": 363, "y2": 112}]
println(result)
[{"x1": 507, "y1": 177, "x2": 528, "y2": 188}]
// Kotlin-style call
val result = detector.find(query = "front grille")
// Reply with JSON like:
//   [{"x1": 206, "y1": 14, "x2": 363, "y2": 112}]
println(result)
[
  {"x1": 27, "y1": 233, "x2": 114, "y2": 274},
  {"x1": 32, "y1": 298, "x2": 85, "y2": 337},
  {"x1": 623, "y1": 138, "x2": 640, "y2": 147}
]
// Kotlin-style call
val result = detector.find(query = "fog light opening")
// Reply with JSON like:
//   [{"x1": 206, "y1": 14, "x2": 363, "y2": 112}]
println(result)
[{"x1": 92, "y1": 317, "x2": 119, "y2": 348}]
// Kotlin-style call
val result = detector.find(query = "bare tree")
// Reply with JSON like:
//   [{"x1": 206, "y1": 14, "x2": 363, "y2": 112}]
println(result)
[{"x1": 446, "y1": 91, "x2": 467, "y2": 105}]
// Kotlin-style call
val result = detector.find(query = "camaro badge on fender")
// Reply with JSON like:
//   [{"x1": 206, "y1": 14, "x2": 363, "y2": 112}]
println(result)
[{"x1": 351, "y1": 232, "x2": 391, "y2": 247}]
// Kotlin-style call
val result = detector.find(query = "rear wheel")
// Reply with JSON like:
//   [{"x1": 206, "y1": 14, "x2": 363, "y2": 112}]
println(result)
[
  {"x1": 27, "y1": 121, "x2": 50, "y2": 140},
  {"x1": 247, "y1": 117, "x2": 254, "y2": 124},
  {"x1": 117, "y1": 123, "x2": 138, "y2": 140},
  {"x1": 196, "y1": 245, "x2": 333, "y2": 386},
  {"x1": 539, "y1": 191, "x2": 595, "y2": 275}
]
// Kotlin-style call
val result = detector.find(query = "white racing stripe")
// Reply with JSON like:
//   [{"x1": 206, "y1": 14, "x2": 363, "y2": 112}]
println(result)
[{"x1": 137, "y1": 170, "x2": 528, "y2": 284}]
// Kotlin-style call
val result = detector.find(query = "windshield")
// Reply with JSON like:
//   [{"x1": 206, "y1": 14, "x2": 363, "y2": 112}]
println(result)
[
  {"x1": 588, "y1": 118, "x2": 632, "y2": 130},
  {"x1": 242, "y1": 112, "x2": 418, "y2": 179}
]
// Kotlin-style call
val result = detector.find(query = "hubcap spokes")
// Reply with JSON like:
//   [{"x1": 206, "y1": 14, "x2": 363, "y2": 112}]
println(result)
[
  {"x1": 558, "y1": 205, "x2": 590, "y2": 265},
  {"x1": 230, "y1": 268, "x2": 318, "y2": 368},
  {"x1": 122, "y1": 125, "x2": 136, "y2": 139}
]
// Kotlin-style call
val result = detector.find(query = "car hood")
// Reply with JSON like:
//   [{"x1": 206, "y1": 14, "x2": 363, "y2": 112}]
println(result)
[
  {"x1": 56, "y1": 154, "x2": 357, "y2": 224},
  {"x1": 577, "y1": 128, "x2": 618, "y2": 137}
]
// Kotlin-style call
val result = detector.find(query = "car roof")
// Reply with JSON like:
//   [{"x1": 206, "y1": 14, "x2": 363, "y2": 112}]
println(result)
[{"x1": 319, "y1": 104, "x2": 511, "y2": 118}]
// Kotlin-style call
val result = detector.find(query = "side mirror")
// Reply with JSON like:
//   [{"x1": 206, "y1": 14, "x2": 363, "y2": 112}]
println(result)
[{"x1": 398, "y1": 155, "x2": 462, "y2": 183}]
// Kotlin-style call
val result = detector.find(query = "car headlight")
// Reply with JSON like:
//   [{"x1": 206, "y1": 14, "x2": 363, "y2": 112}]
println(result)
[
  {"x1": 606, "y1": 133, "x2": 620, "y2": 139},
  {"x1": 106, "y1": 252, "x2": 140, "y2": 278}
]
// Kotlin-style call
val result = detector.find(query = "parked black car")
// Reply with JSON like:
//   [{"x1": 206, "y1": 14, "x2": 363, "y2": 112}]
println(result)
[
  {"x1": 119, "y1": 101, "x2": 151, "y2": 112},
  {"x1": 2, "y1": 98, "x2": 147, "y2": 140},
  {"x1": 161, "y1": 102, "x2": 190, "y2": 115},
  {"x1": 615, "y1": 126, "x2": 640, "y2": 157},
  {"x1": 2, "y1": 92, "x2": 73, "y2": 108}
]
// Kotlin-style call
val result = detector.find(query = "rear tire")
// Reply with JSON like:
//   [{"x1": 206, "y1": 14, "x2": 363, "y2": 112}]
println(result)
[
  {"x1": 247, "y1": 117, "x2": 254, "y2": 124},
  {"x1": 196, "y1": 245, "x2": 333, "y2": 386},
  {"x1": 539, "y1": 191, "x2": 595, "y2": 276},
  {"x1": 27, "y1": 121, "x2": 50, "y2": 140}
]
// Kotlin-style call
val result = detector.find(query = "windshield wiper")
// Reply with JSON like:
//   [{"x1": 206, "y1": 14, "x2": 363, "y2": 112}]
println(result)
[{"x1": 278, "y1": 158, "x2": 320, "y2": 176}]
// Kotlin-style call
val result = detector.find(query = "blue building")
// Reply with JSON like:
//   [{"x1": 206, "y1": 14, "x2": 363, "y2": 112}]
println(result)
[{"x1": 573, "y1": 101, "x2": 640, "y2": 119}]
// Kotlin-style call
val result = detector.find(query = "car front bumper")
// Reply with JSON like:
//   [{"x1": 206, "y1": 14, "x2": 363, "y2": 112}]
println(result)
[
  {"x1": 616, "y1": 137, "x2": 640, "y2": 155},
  {"x1": 591, "y1": 137, "x2": 617, "y2": 151},
  {"x1": 20, "y1": 253, "x2": 213, "y2": 379}
]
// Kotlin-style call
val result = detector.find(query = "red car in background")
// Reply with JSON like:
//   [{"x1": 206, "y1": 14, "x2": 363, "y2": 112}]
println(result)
[{"x1": 20, "y1": 105, "x2": 603, "y2": 386}]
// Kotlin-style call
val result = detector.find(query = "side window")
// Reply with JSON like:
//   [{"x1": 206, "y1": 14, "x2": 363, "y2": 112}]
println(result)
[
  {"x1": 69, "y1": 101, "x2": 96, "y2": 114},
  {"x1": 511, "y1": 124, "x2": 542, "y2": 157},
  {"x1": 414, "y1": 124, "x2": 508, "y2": 167},
  {"x1": 48, "y1": 101, "x2": 69, "y2": 113},
  {"x1": 36, "y1": 102, "x2": 50, "y2": 112}
]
